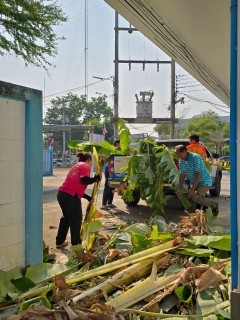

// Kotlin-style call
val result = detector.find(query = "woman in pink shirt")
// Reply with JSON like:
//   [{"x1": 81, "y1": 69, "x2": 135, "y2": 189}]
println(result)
[{"x1": 56, "y1": 152, "x2": 101, "y2": 248}]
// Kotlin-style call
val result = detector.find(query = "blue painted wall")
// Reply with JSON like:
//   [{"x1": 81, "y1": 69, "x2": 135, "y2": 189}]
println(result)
[{"x1": 0, "y1": 81, "x2": 43, "y2": 266}]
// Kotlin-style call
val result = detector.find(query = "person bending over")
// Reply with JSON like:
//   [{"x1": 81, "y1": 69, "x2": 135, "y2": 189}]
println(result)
[
  {"x1": 175, "y1": 144, "x2": 218, "y2": 216},
  {"x1": 56, "y1": 152, "x2": 101, "y2": 248}
]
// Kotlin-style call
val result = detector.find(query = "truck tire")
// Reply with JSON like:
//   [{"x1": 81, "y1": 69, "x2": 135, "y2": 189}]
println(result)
[
  {"x1": 124, "y1": 190, "x2": 140, "y2": 206},
  {"x1": 209, "y1": 171, "x2": 222, "y2": 197}
]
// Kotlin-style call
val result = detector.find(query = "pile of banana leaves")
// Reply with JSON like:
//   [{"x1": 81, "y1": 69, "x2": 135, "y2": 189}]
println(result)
[
  {"x1": 0, "y1": 208, "x2": 231, "y2": 320},
  {"x1": 1, "y1": 120, "x2": 231, "y2": 319}
]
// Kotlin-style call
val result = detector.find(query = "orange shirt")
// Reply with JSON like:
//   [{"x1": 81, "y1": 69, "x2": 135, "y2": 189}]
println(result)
[{"x1": 187, "y1": 142, "x2": 207, "y2": 160}]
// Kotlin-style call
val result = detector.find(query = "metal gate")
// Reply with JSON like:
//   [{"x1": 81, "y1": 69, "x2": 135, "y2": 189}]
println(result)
[{"x1": 43, "y1": 147, "x2": 53, "y2": 175}]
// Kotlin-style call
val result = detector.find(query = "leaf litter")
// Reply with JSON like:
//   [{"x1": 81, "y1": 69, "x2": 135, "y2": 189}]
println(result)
[{"x1": 1, "y1": 210, "x2": 231, "y2": 320}]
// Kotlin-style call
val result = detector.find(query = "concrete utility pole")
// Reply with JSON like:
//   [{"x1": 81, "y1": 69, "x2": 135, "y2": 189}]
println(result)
[
  {"x1": 170, "y1": 60, "x2": 176, "y2": 139},
  {"x1": 113, "y1": 15, "x2": 180, "y2": 133},
  {"x1": 114, "y1": 11, "x2": 119, "y2": 139}
]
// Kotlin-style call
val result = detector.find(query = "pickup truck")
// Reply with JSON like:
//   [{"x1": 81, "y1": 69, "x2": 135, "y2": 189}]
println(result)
[{"x1": 107, "y1": 139, "x2": 222, "y2": 206}]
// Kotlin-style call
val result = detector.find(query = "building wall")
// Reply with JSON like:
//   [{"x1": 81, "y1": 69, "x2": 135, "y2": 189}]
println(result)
[
  {"x1": 0, "y1": 81, "x2": 43, "y2": 271},
  {"x1": 0, "y1": 98, "x2": 25, "y2": 270}
]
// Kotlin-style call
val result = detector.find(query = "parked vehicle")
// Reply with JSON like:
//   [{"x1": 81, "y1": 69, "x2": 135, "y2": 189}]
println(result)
[
  {"x1": 156, "y1": 139, "x2": 222, "y2": 197},
  {"x1": 107, "y1": 139, "x2": 222, "y2": 207},
  {"x1": 64, "y1": 158, "x2": 77, "y2": 166},
  {"x1": 56, "y1": 160, "x2": 63, "y2": 167},
  {"x1": 220, "y1": 155, "x2": 230, "y2": 162}
]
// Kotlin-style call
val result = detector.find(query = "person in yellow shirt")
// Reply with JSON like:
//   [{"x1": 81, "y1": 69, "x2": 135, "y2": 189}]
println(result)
[{"x1": 187, "y1": 134, "x2": 207, "y2": 161}]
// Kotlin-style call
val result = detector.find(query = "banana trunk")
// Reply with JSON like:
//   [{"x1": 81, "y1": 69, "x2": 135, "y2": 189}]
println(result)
[
  {"x1": 66, "y1": 238, "x2": 183, "y2": 285},
  {"x1": 106, "y1": 262, "x2": 182, "y2": 312},
  {"x1": 72, "y1": 253, "x2": 171, "y2": 304}
]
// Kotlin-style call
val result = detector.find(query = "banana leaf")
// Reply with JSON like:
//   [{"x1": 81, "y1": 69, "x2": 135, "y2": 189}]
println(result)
[
  {"x1": 185, "y1": 235, "x2": 231, "y2": 251},
  {"x1": 81, "y1": 147, "x2": 105, "y2": 249},
  {"x1": 118, "y1": 118, "x2": 131, "y2": 154},
  {"x1": 84, "y1": 147, "x2": 103, "y2": 222},
  {"x1": 0, "y1": 267, "x2": 22, "y2": 296}
]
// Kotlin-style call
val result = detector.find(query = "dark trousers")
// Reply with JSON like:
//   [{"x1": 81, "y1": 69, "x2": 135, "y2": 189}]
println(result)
[
  {"x1": 56, "y1": 190, "x2": 82, "y2": 246},
  {"x1": 102, "y1": 170, "x2": 114, "y2": 205}
]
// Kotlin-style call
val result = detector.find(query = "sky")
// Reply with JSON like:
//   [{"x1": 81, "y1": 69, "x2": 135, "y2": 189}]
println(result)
[{"x1": 0, "y1": 0, "x2": 230, "y2": 136}]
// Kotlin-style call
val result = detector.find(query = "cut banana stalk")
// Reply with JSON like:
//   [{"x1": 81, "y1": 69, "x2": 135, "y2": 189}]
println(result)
[
  {"x1": 106, "y1": 262, "x2": 182, "y2": 312},
  {"x1": 72, "y1": 253, "x2": 171, "y2": 304},
  {"x1": 66, "y1": 238, "x2": 184, "y2": 285}
]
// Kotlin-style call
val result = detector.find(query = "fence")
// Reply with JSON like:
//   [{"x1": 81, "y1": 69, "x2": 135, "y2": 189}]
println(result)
[{"x1": 43, "y1": 147, "x2": 53, "y2": 175}]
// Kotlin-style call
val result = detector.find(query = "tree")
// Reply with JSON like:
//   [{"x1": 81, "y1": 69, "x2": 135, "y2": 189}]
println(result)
[
  {"x1": 83, "y1": 93, "x2": 114, "y2": 142},
  {"x1": 153, "y1": 107, "x2": 190, "y2": 139},
  {"x1": 44, "y1": 93, "x2": 114, "y2": 149},
  {"x1": 44, "y1": 93, "x2": 86, "y2": 125},
  {"x1": 153, "y1": 123, "x2": 170, "y2": 139},
  {"x1": 222, "y1": 122, "x2": 230, "y2": 139},
  {"x1": 183, "y1": 110, "x2": 227, "y2": 153},
  {"x1": 0, "y1": 1, "x2": 67, "y2": 69}
]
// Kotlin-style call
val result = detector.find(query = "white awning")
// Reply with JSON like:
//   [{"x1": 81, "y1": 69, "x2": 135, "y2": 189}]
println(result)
[{"x1": 104, "y1": 0, "x2": 230, "y2": 105}]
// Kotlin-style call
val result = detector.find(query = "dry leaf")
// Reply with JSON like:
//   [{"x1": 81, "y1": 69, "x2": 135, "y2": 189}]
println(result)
[
  {"x1": 52, "y1": 287, "x2": 83, "y2": 304},
  {"x1": 94, "y1": 211, "x2": 103, "y2": 218},
  {"x1": 81, "y1": 252, "x2": 96, "y2": 263},
  {"x1": 53, "y1": 274, "x2": 68, "y2": 290},
  {"x1": 195, "y1": 267, "x2": 227, "y2": 292},
  {"x1": 107, "y1": 249, "x2": 124, "y2": 261},
  {"x1": 60, "y1": 300, "x2": 79, "y2": 320}
]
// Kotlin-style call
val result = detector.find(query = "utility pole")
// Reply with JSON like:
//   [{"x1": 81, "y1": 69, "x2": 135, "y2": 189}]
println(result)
[
  {"x1": 62, "y1": 102, "x2": 66, "y2": 163},
  {"x1": 114, "y1": 11, "x2": 119, "y2": 139},
  {"x1": 113, "y1": 19, "x2": 174, "y2": 127},
  {"x1": 170, "y1": 60, "x2": 176, "y2": 139}
]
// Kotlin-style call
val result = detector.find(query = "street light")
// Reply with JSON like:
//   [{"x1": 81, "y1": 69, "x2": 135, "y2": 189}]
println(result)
[
  {"x1": 92, "y1": 76, "x2": 114, "y2": 89},
  {"x1": 92, "y1": 75, "x2": 114, "y2": 83}
]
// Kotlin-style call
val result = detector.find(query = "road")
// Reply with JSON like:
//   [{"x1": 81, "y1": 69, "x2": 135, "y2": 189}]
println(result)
[{"x1": 43, "y1": 169, "x2": 230, "y2": 259}]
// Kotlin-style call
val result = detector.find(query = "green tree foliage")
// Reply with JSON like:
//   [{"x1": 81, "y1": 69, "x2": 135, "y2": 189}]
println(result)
[
  {"x1": 153, "y1": 107, "x2": 190, "y2": 139},
  {"x1": 183, "y1": 110, "x2": 227, "y2": 152},
  {"x1": 153, "y1": 123, "x2": 170, "y2": 139},
  {"x1": 44, "y1": 93, "x2": 114, "y2": 148},
  {"x1": 44, "y1": 93, "x2": 85, "y2": 125},
  {"x1": 0, "y1": 0, "x2": 67, "y2": 69},
  {"x1": 222, "y1": 121, "x2": 230, "y2": 138}
]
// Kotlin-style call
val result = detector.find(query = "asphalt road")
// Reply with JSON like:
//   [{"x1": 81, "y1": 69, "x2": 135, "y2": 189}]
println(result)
[{"x1": 43, "y1": 169, "x2": 230, "y2": 259}]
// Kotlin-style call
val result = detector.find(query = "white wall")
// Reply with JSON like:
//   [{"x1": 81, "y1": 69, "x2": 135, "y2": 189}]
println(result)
[{"x1": 0, "y1": 97, "x2": 25, "y2": 270}]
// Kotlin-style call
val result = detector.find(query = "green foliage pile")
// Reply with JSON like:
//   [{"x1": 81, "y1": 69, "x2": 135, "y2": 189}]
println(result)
[
  {"x1": 122, "y1": 137, "x2": 191, "y2": 215},
  {"x1": 68, "y1": 119, "x2": 191, "y2": 215},
  {"x1": 0, "y1": 217, "x2": 231, "y2": 319}
]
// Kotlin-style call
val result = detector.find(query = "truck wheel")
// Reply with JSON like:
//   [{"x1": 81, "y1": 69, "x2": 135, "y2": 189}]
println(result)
[
  {"x1": 124, "y1": 190, "x2": 140, "y2": 206},
  {"x1": 209, "y1": 172, "x2": 221, "y2": 197}
]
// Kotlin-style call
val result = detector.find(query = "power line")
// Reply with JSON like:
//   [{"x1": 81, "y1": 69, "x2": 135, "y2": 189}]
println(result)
[
  {"x1": 44, "y1": 79, "x2": 105, "y2": 99},
  {"x1": 63, "y1": 0, "x2": 84, "y2": 91},
  {"x1": 179, "y1": 93, "x2": 230, "y2": 114},
  {"x1": 55, "y1": 6, "x2": 108, "y2": 30},
  {"x1": 62, "y1": 0, "x2": 82, "y2": 9},
  {"x1": 177, "y1": 85, "x2": 204, "y2": 89}
]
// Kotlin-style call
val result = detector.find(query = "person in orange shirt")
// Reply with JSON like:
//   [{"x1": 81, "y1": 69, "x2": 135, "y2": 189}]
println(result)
[{"x1": 187, "y1": 134, "x2": 207, "y2": 161}]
